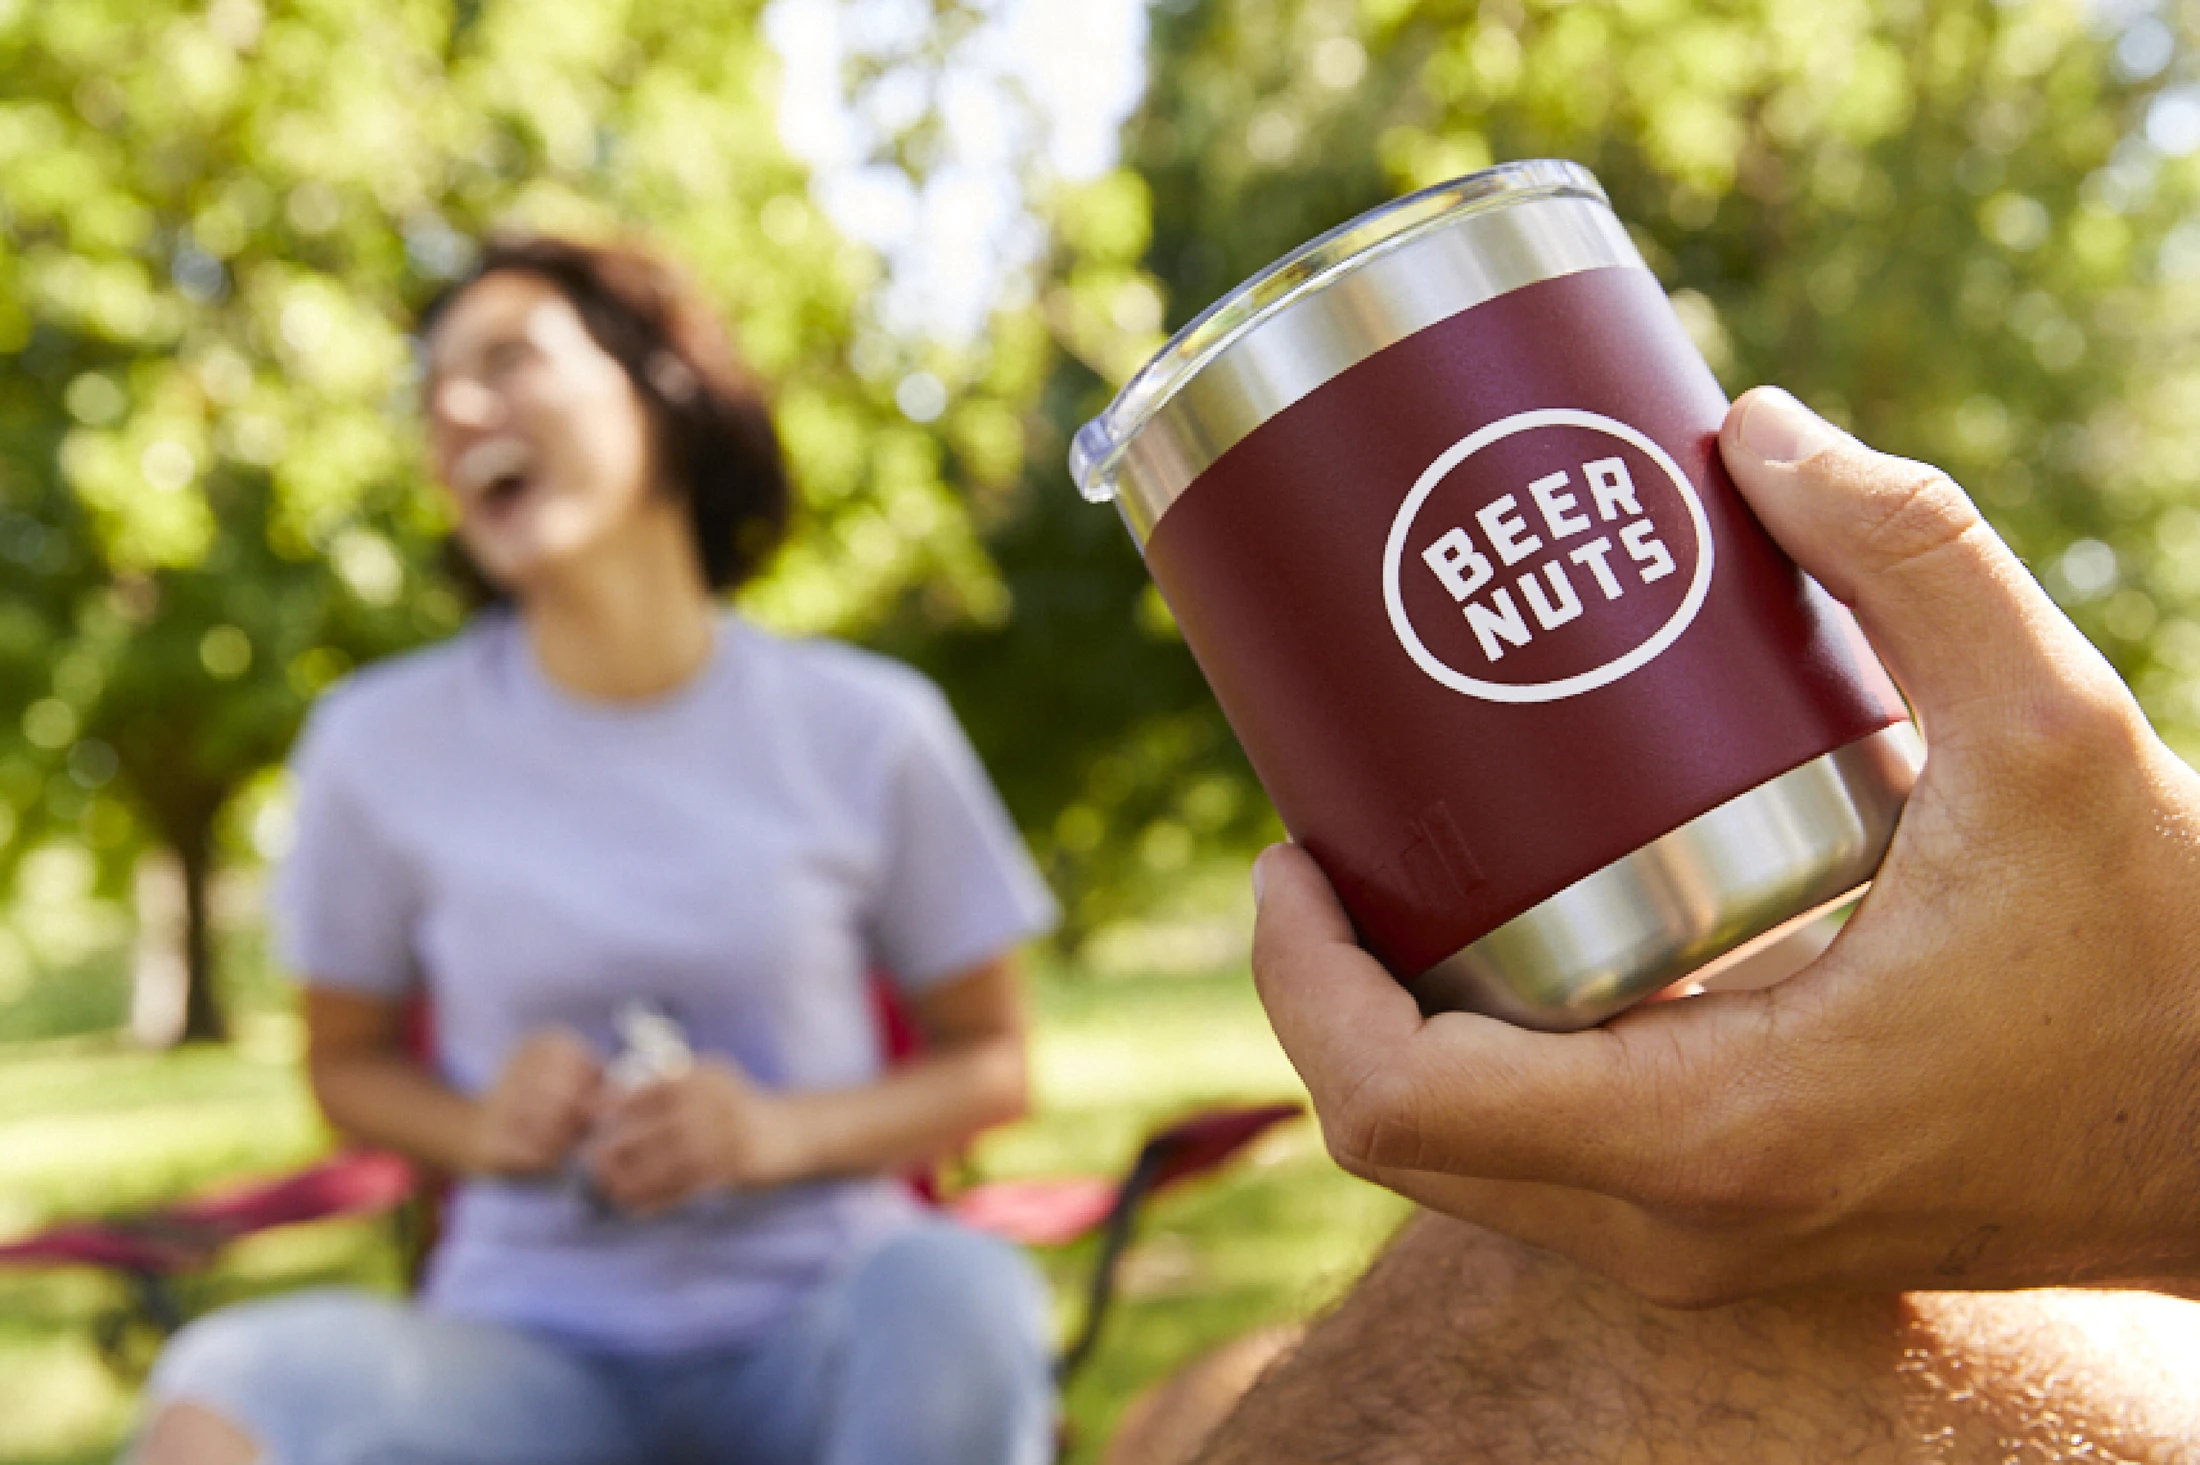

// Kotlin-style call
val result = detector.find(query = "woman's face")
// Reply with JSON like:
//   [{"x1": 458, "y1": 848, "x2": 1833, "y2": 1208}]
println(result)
[{"x1": 424, "y1": 271, "x2": 666, "y2": 595}]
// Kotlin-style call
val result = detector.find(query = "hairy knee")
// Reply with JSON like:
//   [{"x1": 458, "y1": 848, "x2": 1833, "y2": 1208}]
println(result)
[
  {"x1": 1903, "y1": 1289, "x2": 2200, "y2": 1457},
  {"x1": 1323, "y1": 1217, "x2": 1911, "y2": 1447},
  {"x1": 1210, "y1": 1224, "x2": 2200, "y2": 1463}
]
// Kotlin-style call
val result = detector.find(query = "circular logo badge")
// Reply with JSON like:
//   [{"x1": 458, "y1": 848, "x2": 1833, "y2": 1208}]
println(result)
[{"x1": 1381, "y1": 409, "x2": 1714, "y2": 704}]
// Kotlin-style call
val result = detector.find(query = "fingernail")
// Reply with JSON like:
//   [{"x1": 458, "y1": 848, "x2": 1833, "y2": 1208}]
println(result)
[
  {"x1": 1251, "y1": 846, "x2": 1276, "y2": 904},
  {"x1": 1735, "y1": 387, "x2": 1838, "y2": 466}
]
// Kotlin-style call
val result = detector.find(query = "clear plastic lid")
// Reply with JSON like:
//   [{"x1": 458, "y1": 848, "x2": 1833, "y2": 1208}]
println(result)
[{"x1": 1069, "y1": 159, "x2": 1608, "y2": 504}]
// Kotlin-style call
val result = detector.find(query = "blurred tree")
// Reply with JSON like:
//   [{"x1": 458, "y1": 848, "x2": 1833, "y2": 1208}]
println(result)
[
  {"x1": 926, "y1": 0, "x2": 2200, "y2": 937},
  {"x1": 12, "y1": 0, "x2": 2200, "y2": 1021},
  {"x1": 0, "y1": 0, "x2": 1032, "y2": 1040}
]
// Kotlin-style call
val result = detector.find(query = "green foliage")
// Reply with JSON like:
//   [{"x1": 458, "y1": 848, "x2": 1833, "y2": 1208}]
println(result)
[
  {"x1": 0, "y1": 0, "x2": 1043, "y2": 1030},
  {"x1": 932, "y1": 0, "x2": 2200, "y2": 936},
  {"x1": 8, "y1": 0, "x2": 2200, "y2": 969}
]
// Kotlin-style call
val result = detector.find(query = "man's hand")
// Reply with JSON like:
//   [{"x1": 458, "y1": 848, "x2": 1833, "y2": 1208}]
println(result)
[
  {"x1": 1253, "y1": 385, "x2": 2200, "y2": 1305},
  {"x1": 466, "y1": 1028, "x2": 603, "y2": 1178},
  {"x1": 583, "y1": 1057, "x2": 809, "y2": 1214}
]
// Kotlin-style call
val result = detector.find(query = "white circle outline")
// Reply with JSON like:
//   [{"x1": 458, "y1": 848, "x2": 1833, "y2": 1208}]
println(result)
[{"x1": 1381, "y1": 409, "x2": 1716, "y2": 704}]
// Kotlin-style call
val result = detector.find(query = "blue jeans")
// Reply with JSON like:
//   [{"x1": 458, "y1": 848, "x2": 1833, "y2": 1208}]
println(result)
[{"x1": 143, "y1": 1221, "x2": 1054, "y2": 1465}]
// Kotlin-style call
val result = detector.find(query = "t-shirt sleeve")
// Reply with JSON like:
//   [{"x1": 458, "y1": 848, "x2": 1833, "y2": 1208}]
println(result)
[
  {"x1": 272, "y1": 702, "x2": 422, "y2": 999},
  {"x1": 868, "y1": 684, "x2": 1059, "y2": 991}
]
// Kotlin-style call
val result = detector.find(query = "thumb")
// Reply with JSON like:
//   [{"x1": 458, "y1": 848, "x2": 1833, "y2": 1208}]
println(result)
[
  {"x1": 1719, "y1": 387, "x2": 2085, "y2": 729},
  {"x1": 1249, "y1": 844, "x2": 1425, "y2": 1116}
]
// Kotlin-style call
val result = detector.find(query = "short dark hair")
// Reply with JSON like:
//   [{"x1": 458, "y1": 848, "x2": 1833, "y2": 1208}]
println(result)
[{"x1": 419, "y1": 235, "x2": 791, "y2": 594}]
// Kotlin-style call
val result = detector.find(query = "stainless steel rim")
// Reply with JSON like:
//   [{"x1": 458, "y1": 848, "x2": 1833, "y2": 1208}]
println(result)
[
  {"x1": 1069, "y1": 163, "x2": 1648, "y2": 545},
  {"x1": 1407, "y1": 724, "x2": 1923, "y2": 1031}
]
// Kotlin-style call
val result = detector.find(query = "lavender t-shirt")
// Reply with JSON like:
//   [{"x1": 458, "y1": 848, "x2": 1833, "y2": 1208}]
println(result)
[{"x1": 275, "y1": 612, "x2": 1057, "y2": 1353}]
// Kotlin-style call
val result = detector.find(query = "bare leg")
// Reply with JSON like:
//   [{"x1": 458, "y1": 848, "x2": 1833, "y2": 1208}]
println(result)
[
  {"x1": 134, "y1": 1401, "x2": 261, "y2": 1465},
  {"x1": 1196, "y1": 1213, "x2": 2200, "y2": 1463}
]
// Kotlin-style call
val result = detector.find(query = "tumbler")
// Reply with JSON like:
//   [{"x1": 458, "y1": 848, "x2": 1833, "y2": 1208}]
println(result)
[{"x1": 1069, "y1": 159, "x2": 1919, "y2": 1031}]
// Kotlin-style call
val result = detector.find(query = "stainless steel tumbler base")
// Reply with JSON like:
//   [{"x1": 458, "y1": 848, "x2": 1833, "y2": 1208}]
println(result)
[{"x1": 1407, "y1": 724, "x2": 1923, "y2": 1030}]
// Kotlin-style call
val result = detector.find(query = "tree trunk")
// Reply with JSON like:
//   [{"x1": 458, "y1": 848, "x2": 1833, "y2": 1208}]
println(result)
[
  {"x1": 176, "y1": 822, "x2": 225, "y2": 1044},
  {"x1": 130, "y1": 850, "x2": 188, "y2": 1048},
  {"x1": 130, "y1": 828, "x2": 226, "y2": 1046},
  {"x1": 108, "y1": 701, "x2": 241, "y2": 1047}
]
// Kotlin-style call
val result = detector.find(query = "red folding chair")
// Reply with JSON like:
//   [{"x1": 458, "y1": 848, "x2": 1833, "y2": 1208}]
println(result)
[
  {"x1": 0, "y1": 1150, "x2": 421, "y2": 1358},
  {"x1": 0, "y1": 1106, "x2": 1298, "y2": 1379},
  {"x1": 0, "y1": 980, "x2": 1300, "y2": 1388}
]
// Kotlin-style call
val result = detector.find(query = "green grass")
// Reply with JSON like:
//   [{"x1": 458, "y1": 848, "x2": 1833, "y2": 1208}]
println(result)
[{"x1": 0, "y1": 962, "x2": 1408, "y2": 1464}]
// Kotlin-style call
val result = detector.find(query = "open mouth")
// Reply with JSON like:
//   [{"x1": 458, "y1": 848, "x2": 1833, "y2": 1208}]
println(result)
[
  {"x1": 481, "y1": 467, "x2": 532, "y2": 513},
  {"x1": 452, "y1": 437, "x2": 537, "y2": 518}
]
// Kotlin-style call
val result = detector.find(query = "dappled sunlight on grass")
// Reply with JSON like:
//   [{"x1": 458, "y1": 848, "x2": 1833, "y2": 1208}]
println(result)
[
  {"x1": 0, "y1": 1043, "x2": 325, "y2": 1236},
  {"x1": 986, "y1": 965, "x2": 1409, "y2": 1462},
  {"x1": 0, "y1": 1330, "x2": 130, "y2": 1465},
  {"x1": 0, "y1": 963, "x2": 1407, "y2": 1464}
]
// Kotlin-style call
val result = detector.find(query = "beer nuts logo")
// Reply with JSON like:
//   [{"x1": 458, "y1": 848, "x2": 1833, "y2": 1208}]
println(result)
[{"x1": 1382, "y1": 409, "x2": 1714, "y2": 704}]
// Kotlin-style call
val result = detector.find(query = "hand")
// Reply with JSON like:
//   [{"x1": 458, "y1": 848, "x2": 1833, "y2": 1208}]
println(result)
[
  {"x1": 467, "y1": 1028, "x2": 603, "y2": 1178},
  {"x1": 1252, "y1": 385, "x2": 2200, "y2": 1306},
  {"x1": 583, "y1": 1057, "x2": 810, "y2": 1215}
]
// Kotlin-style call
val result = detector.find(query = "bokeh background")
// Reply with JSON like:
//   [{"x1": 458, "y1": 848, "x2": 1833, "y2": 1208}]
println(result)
[{"x1": 6, "y1": 0, "x2": 2200, "y2": 1457}]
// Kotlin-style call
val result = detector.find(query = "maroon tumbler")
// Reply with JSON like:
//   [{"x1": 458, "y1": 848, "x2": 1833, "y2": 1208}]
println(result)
[{"x1": 1070, "y1": 160, "x2": 1917, "y2": 1030}]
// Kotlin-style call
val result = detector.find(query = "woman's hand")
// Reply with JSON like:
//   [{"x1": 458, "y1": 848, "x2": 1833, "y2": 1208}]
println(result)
[
  {"x1": 1250, "y1": 387, "x2": 2200, "y2": 1304},
  {"x1": 467, "y1": 1029, "x2": 604, "y2": 1178},
  {"x1": 583, "y1": 1058, "x2": 809, "y2": 1214},
  {"x1": 576, "y1": 959, "x2": 1031, "y2": 1215}
]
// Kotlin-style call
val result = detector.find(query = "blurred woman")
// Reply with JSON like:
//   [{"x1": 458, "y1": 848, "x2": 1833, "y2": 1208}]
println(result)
[{"x1": 136, "y1": 237, "x2": 1058, "y2": 1465}]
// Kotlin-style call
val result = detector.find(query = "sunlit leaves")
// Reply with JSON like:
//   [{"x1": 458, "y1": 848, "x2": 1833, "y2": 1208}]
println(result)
[
  {"x1": 1052, "y1": 170, "x2": 1152, "y2": 268},
  {"x1": 962, "y1": 0, "x2": 2200, "y2": 936},
  {"x1": 58, "y1": 423, "x2": 215, "y2": 572},
  {"x1": 0, "y1": 0, "x2": 1051, "y2": 943}
]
